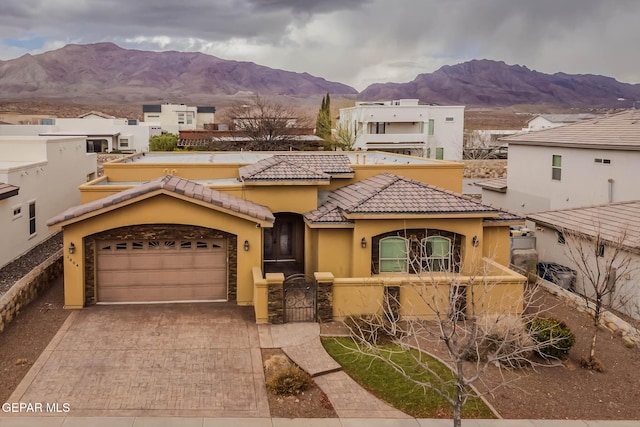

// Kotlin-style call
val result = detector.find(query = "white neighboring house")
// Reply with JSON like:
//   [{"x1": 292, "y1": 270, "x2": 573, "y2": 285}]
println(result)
[
  {"x1": 0, "y1": 136, "x2": 97, "y2": 269},
  {"x1": 478, "y1": 110, "x2": 640, "y2": 215},
  {"x1": 0, "y1": 112, "x2": 161, "y2": 153},
  {"x1": 527, "y1": 202, "x2": 640, "y2": 320},
  {"x1": 337, "y1": 99, "x2": 465, "y2": 160},
  {"x1": 142, "y1": 104, "x2": 215, "y2": 134},
  {"x1": 526, "y1": 113, "x2": 598, "y2": 131}
]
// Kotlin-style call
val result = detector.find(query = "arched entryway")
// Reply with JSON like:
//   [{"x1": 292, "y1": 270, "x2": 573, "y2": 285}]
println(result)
[{"x1": 263, "y1": 212, "x2": 305, "y2": 276}]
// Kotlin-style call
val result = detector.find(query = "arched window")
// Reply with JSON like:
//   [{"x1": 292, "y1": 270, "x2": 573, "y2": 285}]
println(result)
[
  {"x1": 379, "y1": 236, "x2": 409, "y2": 272},
  {"x1": 421, "y1": 236, "x2": 452, "y2": 272}
]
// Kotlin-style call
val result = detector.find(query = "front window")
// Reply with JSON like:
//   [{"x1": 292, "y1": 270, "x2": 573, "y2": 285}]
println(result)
[
  {"x1": 422, "y1": 236, "x2": 452, "y2": 272},
  {"x1": 377, "y1": 231, "x2": 457, "y2": 274},
  {"x1": 379, "y1": 237, "x2": 408, "y2": 272},
  {"x1": 552, "y1": 155, "x2": 562, "y2": 181}
]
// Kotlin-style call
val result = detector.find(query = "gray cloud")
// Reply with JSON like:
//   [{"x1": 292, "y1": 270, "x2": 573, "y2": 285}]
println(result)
[{"x1": 0, "y1": 0, "x2": 638, "y2": 90}]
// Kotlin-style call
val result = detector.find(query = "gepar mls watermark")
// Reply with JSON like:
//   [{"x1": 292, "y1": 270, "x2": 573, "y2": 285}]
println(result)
[{"x1": 2, "y1": 402, "x2": 70, "y2": 413}]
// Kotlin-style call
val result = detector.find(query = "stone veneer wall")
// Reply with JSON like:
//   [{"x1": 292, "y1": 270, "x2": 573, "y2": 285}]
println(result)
[
  {"x1": 317, "y1": 280, "x2": 333, "y2": 323},
  {"x1": 0, "y1": 250, "x2": 63, "y2": 332},
  {"x1": 83, "y1": 224, "x2": 237, "y2": 305},
  {"x1": 268, "y1": 282, "x2": 284, "y2": 324}
]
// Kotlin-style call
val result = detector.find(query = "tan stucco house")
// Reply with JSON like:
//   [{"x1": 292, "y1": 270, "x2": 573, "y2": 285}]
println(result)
[{"x1": 47, "y1": 151, "x2": 525, "y2": 323}]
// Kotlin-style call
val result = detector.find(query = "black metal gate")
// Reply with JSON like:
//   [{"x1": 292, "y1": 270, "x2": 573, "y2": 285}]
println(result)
[{"x1": 283, "y1": 274, "x2": 317, "y2": 322}]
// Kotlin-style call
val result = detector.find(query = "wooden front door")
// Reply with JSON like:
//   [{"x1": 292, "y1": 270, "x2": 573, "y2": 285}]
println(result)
[{"x1": 264, "y1": 213, "x2": 304, "y2": 274}]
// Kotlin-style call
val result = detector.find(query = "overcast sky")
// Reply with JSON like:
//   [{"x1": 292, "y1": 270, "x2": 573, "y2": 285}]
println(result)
[{"x1": 1, "y1": 0, "x2": 639, "y2": 91}]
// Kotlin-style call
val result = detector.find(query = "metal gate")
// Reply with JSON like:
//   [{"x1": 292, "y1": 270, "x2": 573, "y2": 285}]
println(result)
[{"x1": 283, "y1": 274, "x2": 317, "y2": 322}]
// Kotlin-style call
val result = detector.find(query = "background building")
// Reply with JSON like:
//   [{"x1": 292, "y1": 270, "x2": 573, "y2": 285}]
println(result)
[{"x1": 337, "y1": 99, "x2": 464, "y2": 160}]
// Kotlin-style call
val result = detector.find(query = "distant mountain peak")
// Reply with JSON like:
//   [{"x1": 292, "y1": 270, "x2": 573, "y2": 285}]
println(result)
[
  {"x1": 0, "y1": 42, "x2": 357, "y2": 103},
  {"x1": 359, "y1": 59, "x2": 640, "y2": 108}
]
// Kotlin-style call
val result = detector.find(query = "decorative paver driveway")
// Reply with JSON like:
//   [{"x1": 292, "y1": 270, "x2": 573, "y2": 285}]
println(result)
[{"x1": 8, "y1": 304, "x2": 270, "y2": 417}]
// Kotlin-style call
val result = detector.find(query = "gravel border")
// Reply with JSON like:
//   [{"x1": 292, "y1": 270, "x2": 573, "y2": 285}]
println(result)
[{"x1": 0, "y1": 232, "x2": 63, "y2": 297}]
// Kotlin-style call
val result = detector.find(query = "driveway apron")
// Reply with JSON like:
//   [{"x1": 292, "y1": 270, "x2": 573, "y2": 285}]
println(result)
[{"x1": 7, "y1": 303, "x2": 270, "y2": 417}]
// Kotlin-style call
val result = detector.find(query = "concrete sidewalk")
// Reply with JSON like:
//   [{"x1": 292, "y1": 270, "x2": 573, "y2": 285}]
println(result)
[{"x1": 1, "y1": 417, "x2": 638, "y2": 426}]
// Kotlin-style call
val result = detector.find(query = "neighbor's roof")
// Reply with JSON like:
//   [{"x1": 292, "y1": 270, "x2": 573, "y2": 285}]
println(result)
[
  {"x1": 0, "y1": 183, "x2": 19, "y2": 200},
  {"x1": 527, "y1": 200, "x2": 640, "y2": 249},
  {"x1": 304, "y1": 173, "x2": 498, "y2": 224},
  {"x1": 528, "y1": 113, "x2": 597, "y2": 124},
  {"x1": 239, "y1": 154, "x2": 353, "y2": 183},
  {"x1": 475, "y1": 177, "x2": 507, "y2": 193},
  {"x1": 78, "y1": 111, "x2": 117, "y2": 119},
  {"x1": 505, "y1": 110, "x2": 640, "y2": 149},
  {"x1": 47, "y1": 175, "x2": 274, "y2": 227}
]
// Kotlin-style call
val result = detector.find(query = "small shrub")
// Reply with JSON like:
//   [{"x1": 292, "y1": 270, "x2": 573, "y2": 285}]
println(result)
[
  {"x1": 264, "y1": 354, "x2": 292, "y2": 378},
  {"x1": 476, "y1": 315, "x2": 535, "y2": 367},
  {"x1": 527, "y1": 317, "x2": 575, "y2": 360},
  {"x1": 265, "y1": 365, "x2": 312, "y2": 396}
]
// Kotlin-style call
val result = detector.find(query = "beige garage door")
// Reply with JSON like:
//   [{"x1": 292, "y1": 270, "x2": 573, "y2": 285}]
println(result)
[{"x1": 97, "y1": 239, "x2": 227, "y2": 303}]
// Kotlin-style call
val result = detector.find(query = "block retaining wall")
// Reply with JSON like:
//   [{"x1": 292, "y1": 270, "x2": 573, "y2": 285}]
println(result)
[{"x1": 0, "y1": 250, "x2": 63, "y2": 332}]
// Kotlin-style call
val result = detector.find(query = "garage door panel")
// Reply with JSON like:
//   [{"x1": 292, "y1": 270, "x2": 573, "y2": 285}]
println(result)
[
  {"x1": 97, "y1": 239, "x2": 228, "y2": 303},
  {"x1": 99, "y1": 283, "x2": 226, "y2": 303}
]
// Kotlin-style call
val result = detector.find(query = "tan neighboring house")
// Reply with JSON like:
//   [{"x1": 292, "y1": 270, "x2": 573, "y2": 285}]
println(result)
[
  {"x1": 47, "y1": 151, "x2": 525, "y2": 324},
  {"x1": 0, "y1": 136, "x2": 97, "y2": 269},
  {"x1": 479, "y1": 110, "x2": 640, "y2": 215},
  {"x1": 528, "y1": 201, "x2": 640, "y2": 319}
]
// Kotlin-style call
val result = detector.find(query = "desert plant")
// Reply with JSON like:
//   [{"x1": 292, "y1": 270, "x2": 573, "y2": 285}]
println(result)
[
  {"x1": 475, "y1": 314, "x2": 535, "y2": 367},
  {"x1": 527, "y1": 317, "x2": 575, "y2": 360},
  {"x1": 265, "y1": 365, "x2": 312, "y2": 396}
]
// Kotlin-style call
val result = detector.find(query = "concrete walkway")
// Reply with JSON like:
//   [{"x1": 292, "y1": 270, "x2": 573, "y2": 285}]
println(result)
[{"x1": 259, "y1": 323, "x2": 410, "y2": 419}]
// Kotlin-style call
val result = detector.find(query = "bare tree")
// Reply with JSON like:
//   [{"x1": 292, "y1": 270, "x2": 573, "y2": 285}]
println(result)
[
  {"x1": 343, "y1": 251, "x2": 571, "y2": 427},
  {"x1": 332, "y1": 120, "x2": 361, "y2": 151},
  {"x1": 558, "y1": 224, "x2": 639, "y2": 369},
  {"x1": 221, "y1": 95, "x2": 313, "y2": 151}
]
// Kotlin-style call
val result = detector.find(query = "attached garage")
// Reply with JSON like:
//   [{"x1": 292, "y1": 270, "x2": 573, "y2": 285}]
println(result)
[{"x1": 96, "y1": 238, "x2": 227, "y2": 303}]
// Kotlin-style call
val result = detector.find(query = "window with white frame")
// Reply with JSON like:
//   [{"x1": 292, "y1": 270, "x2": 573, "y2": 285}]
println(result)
[
  {"x1": 421, "y1": 236, "x2": 452, "y2": 272},
  {"x1": 552, "y1": 155, "x2": 562, "y2": 181},
  {"x1": 379, "y1": 237, "x2": 408, "y2": 272},
  {"x1": 378, "y1": 235, "x2": 453, "y2": 273}
]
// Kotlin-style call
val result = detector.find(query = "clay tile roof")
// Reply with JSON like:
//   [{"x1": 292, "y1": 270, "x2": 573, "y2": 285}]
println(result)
[
  {"x1": 304, "y1": 173, "x2": 498, "y2": 224},
  {"x1": 47, "y1": 175, "x2": 274, "y2": 227},
  {"x1": 475, "y1": 177, "x2": 507, "y2": 193},
  {"x1": 239, "y1": 154, "x2": 353, "y2": 182},
  {"x1": 0, "y1": 183, "x2": 19, "y2": 200},
  {"x1": 505, "y1": 110, "x2": 640, "y2": 148},
  {"x1": 527, "y1": 200, "x2": 640, "y2": 250}
]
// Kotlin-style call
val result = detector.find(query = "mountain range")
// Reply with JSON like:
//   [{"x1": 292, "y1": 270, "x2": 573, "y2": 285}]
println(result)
[{"x1": 1, "y1": 42, "x2": 639, "y2": 107}]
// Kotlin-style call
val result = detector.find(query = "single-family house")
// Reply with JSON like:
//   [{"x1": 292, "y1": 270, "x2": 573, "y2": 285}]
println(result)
[
  {"x1": 0, "y1": 112, "x2": 161, "y2": 153},
  {"x1": 0, "y1": 136, "x2": 97, "y2": 269},
  {"x1": 527, "y1": 201, "x2": 640, "y2": 319},
  {"x1": 479, "y1": 110, "x2": 640, "y2": 215},
  {"x1": 142, "y1": 104, "x2": 215, "y2": 133},
  {"x1": 47, "y1": 151, "x2": 525, "y2": 323},
  {"x1": 337, "y1": 99, "x2": 465, "y2": 160},
  {"x1": 526, "y1": 114, "x2": 598, "y2": 131}
]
